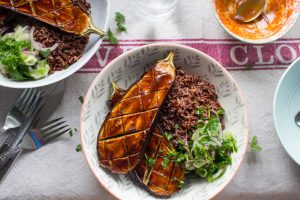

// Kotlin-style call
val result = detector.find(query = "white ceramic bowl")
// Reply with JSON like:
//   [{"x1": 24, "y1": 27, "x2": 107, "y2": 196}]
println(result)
[
  {"x1": 0, "y1": 0, "x2": 109, "y2": 89},
  {"x1": 81, "y1": 43, "x2": 249, "y2": 200},
  {"x1": 273, "y1": 57, "x2": 300, "y2": 165},
  {"x1": 211, "y1": 0, "x2": 300, "y2": 44}
]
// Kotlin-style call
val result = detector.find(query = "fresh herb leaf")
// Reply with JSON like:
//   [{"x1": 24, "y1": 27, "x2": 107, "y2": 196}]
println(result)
[
  {"x1": 39, "y1": 49, "x2": 51, "y2": 58},
  {"x1": 115, "y1": 12, "x2": 126, "y2": 25},
  {"x1": 106, "y1": 29, "x2": 118, "y2": 44},
  {"x1": 178, "y1": 180, "x2": 185, "y2": 189},
  {"x1": 215, "y1": 108, "x2": 225, "y2": 116},
  {"x1": 79, "y1": 96, "x2": 84, "y2": 104},
  {"x1": 145, "y1": 154, "x2": 156, "y2": 168},
  {"x1": 174, "y1": 124, "x2": 180, "y2": 130},
  {"x1": 195, "y1": 106, "x2": 205, "y2": 116},
  {"x1": 117, "y1": 24, "x2": 127, "y2": 32},
  {"x1": 167, "y1": 149, "x2": 177, "y2": 157},
  {"x1": 174, "y1": 152, "x2": 186, "y2": 165},
  {"x1": 76, "y1": 144, "x2": 82, "y2": 152},
  {"x1": 250, "y1": 136, "x2": 262, "y2": 152},
  {"x1": 161, "y1": 157, "x2": 169, "y2": 170},
  {"x1": 115, "y1": 12, "x2": 127, "y2": 32},
  {"x1": 69, "y1": 128, "x2": 78, "y2": 137},
  {"x1": 163, "y1": 132, "x2": 173, "y2": 140}
]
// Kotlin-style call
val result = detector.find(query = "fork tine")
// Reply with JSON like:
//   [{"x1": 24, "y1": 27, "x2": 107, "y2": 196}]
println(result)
[
  {"x1": 18, "y1": 88, "x2": 36, "y2": 112},
  {"x1": 44, "y1": 128, "x2": 71, "y2": 144},
  {"x1": 26, "y1": 91, "x2": 43, "y2": 116},
  {"x1": 23, "y1": 89, "x2": 39, "y2": 114},
  {"x1": 40, "y1": 121, "x2": 66, "y2": 136},
  {"x1": 15, "y1": 89, "x2": 30, "y2": 107},
  {"x1": 40, "y1": 117, "x2": 64, "y2": 128},
  {"x1": 42, "y1": 125, "x2": 69, "y2": 138}
]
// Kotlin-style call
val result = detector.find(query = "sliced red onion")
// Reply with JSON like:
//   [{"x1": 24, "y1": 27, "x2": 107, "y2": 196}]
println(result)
[
  {"x1": 23, "y1": 50, "x2": 39, "y2": 56},
  {"x1": 29, "y1": 26, "x2": 58, "y2": 52},
  {"x1": 184, "y1": 134, "x2": 188, "y2": 146}
]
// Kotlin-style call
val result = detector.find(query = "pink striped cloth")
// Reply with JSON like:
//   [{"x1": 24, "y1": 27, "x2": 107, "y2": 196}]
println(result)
[{"x1": 82, "y1": 38, "x2": 300, "y2": 72}]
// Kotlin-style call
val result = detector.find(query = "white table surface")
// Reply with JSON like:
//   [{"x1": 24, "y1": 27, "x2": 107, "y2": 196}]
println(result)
[{"x1": 1, "y1": 1, "x2": 300, "y2": 199}]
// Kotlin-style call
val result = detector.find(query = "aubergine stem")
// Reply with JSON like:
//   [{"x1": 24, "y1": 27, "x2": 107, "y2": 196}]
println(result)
[
  {"x1": 159, "y1": 51, "x2": 175, "y2": 69},
  {"x1": 85, "y1": 20, "x2": 106, "y2": 37},
  {"x1": 109, "y1": 81, "x2": 125, "y2": 107}
]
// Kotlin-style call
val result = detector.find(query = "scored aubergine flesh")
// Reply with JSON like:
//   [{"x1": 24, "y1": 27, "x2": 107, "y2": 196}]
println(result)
[
  {"x1": 0, "y1": 0, "x2": 105, "y2": 36},
  {"x1": 134, "y1": 127, "x2": 186, "y2": 197},
  {"x1": 97, "y1": 52, "x2": 176, "y2": 174}
]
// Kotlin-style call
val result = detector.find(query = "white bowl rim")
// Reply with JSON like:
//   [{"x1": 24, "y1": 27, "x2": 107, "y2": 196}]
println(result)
[
  {"x1": 210, "y1": 0, "x2": 300, "y2": 44},
  {"x1": 273, "y1": 56, "x2": 300, "y2": 166},
  {"x1": 80, "y1": 43, "x2": 250, "y2": 200},
  {"x1": 0, "y1": 0, "x2": 110, "y2": 89}
]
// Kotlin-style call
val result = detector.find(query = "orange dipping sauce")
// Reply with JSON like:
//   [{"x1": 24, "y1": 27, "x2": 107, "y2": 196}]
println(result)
[{"x1": 215, "y1": 0, "x2": 295, "y2": 40}]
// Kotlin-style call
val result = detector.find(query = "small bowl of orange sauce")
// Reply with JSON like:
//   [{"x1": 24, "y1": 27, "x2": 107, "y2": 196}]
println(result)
[{"x1": 212, "y1": 0, "x2": 300, "y2": 43}]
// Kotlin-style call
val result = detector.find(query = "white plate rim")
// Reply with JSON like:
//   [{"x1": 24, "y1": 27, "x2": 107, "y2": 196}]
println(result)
[{"x1": 273, "y1": 57, "x2": 300, "y2": 165}]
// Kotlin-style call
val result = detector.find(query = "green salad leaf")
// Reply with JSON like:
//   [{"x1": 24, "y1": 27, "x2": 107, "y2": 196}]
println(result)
[
  {"x1": 0, "y1": 25, "x2": 51, "y2": 81},
  {"x1": 26, "y1": 60, "x2": 50, "y2": 80},
  {"x1": 165, "y1": 107, "x2": 238, "y2": 182}
]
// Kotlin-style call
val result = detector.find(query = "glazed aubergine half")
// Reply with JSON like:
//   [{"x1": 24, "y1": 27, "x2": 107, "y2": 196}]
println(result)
[
  {"x1": 97, "y1": 52, "x2": 238, "y2": 197},
  {"x1": 134, "y1": 127, "x2": 185, "y2": 197},
  {"x1": 0, "y1": 0, "x2": 103, "y2": 81},
  {"x1": 97, "y1": 52, "x2": 176, "y2": 174}
]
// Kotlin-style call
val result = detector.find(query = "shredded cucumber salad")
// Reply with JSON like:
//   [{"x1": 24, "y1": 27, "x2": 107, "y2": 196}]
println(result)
[{"x1": 0, "y1": 25, "x2": 57, "y2": 81}]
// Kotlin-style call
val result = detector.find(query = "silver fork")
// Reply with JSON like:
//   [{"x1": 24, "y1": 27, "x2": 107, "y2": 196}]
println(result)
[
  {"x1": 0, "y1": 117, "x2": 70, "y2": 182},
  {"x1": 0, "y1": 89, "x2": 43, "y2": 153},
  {"x1": 0, "y1": 89, "x2": 41, "y2": 136}
]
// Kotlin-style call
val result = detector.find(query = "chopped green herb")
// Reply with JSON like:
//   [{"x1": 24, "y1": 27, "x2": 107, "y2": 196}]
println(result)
[
  {"x1": 69, "y1": 128, "x2": 78, "y2": 137},
  {"x1": 79, "y1": 96, "x2": 84, "y2": 104},
  {"x1": 39, "y1": 49, "x2": 51, "y2": 58},
  {"x1": 250, "y1": 136, "x2": 262, "y2": 152},
  {"x1": 117, "y1": 25, "x2": 127, "y2": 32},
  {"x1": 145, "y1": 154, "x2": 156, "y2": 168},
  {"x1": 76, "y1": 144, "x2": 82, "y2": 152},
  {"x1": 195, "y1": 106, "x2": 205, "y2": 116},
  {"x1": 115, "y1": 12, "x2": 125, "y2": 24},
  {"x1": 174, "y1": 153, "x2": 186, "y2": 165},
  {"x1": 174, "y1": 124, "x2": 180, "y2": 130},
  {"x1": 215, "y1": 108, "x2": 225, "y2": 116},
  {"x1": 178, "y1": 180, "x2": 185, "y2": 189},
  {"x1": 163, "y1": 132, "x2": 173, "y2": 141},
  {"x1": 161, "y1": 157, "x2": 169, "y2": 170},
  {"x1": 167, "y1": 148, "x2": 177, "y2": 158},
  {"x1": 106, "y1": 28, "x2": 118, "y2": 44},
  {"x1": 115, "y1": 12, "x2": 127, "y2": 32}
]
